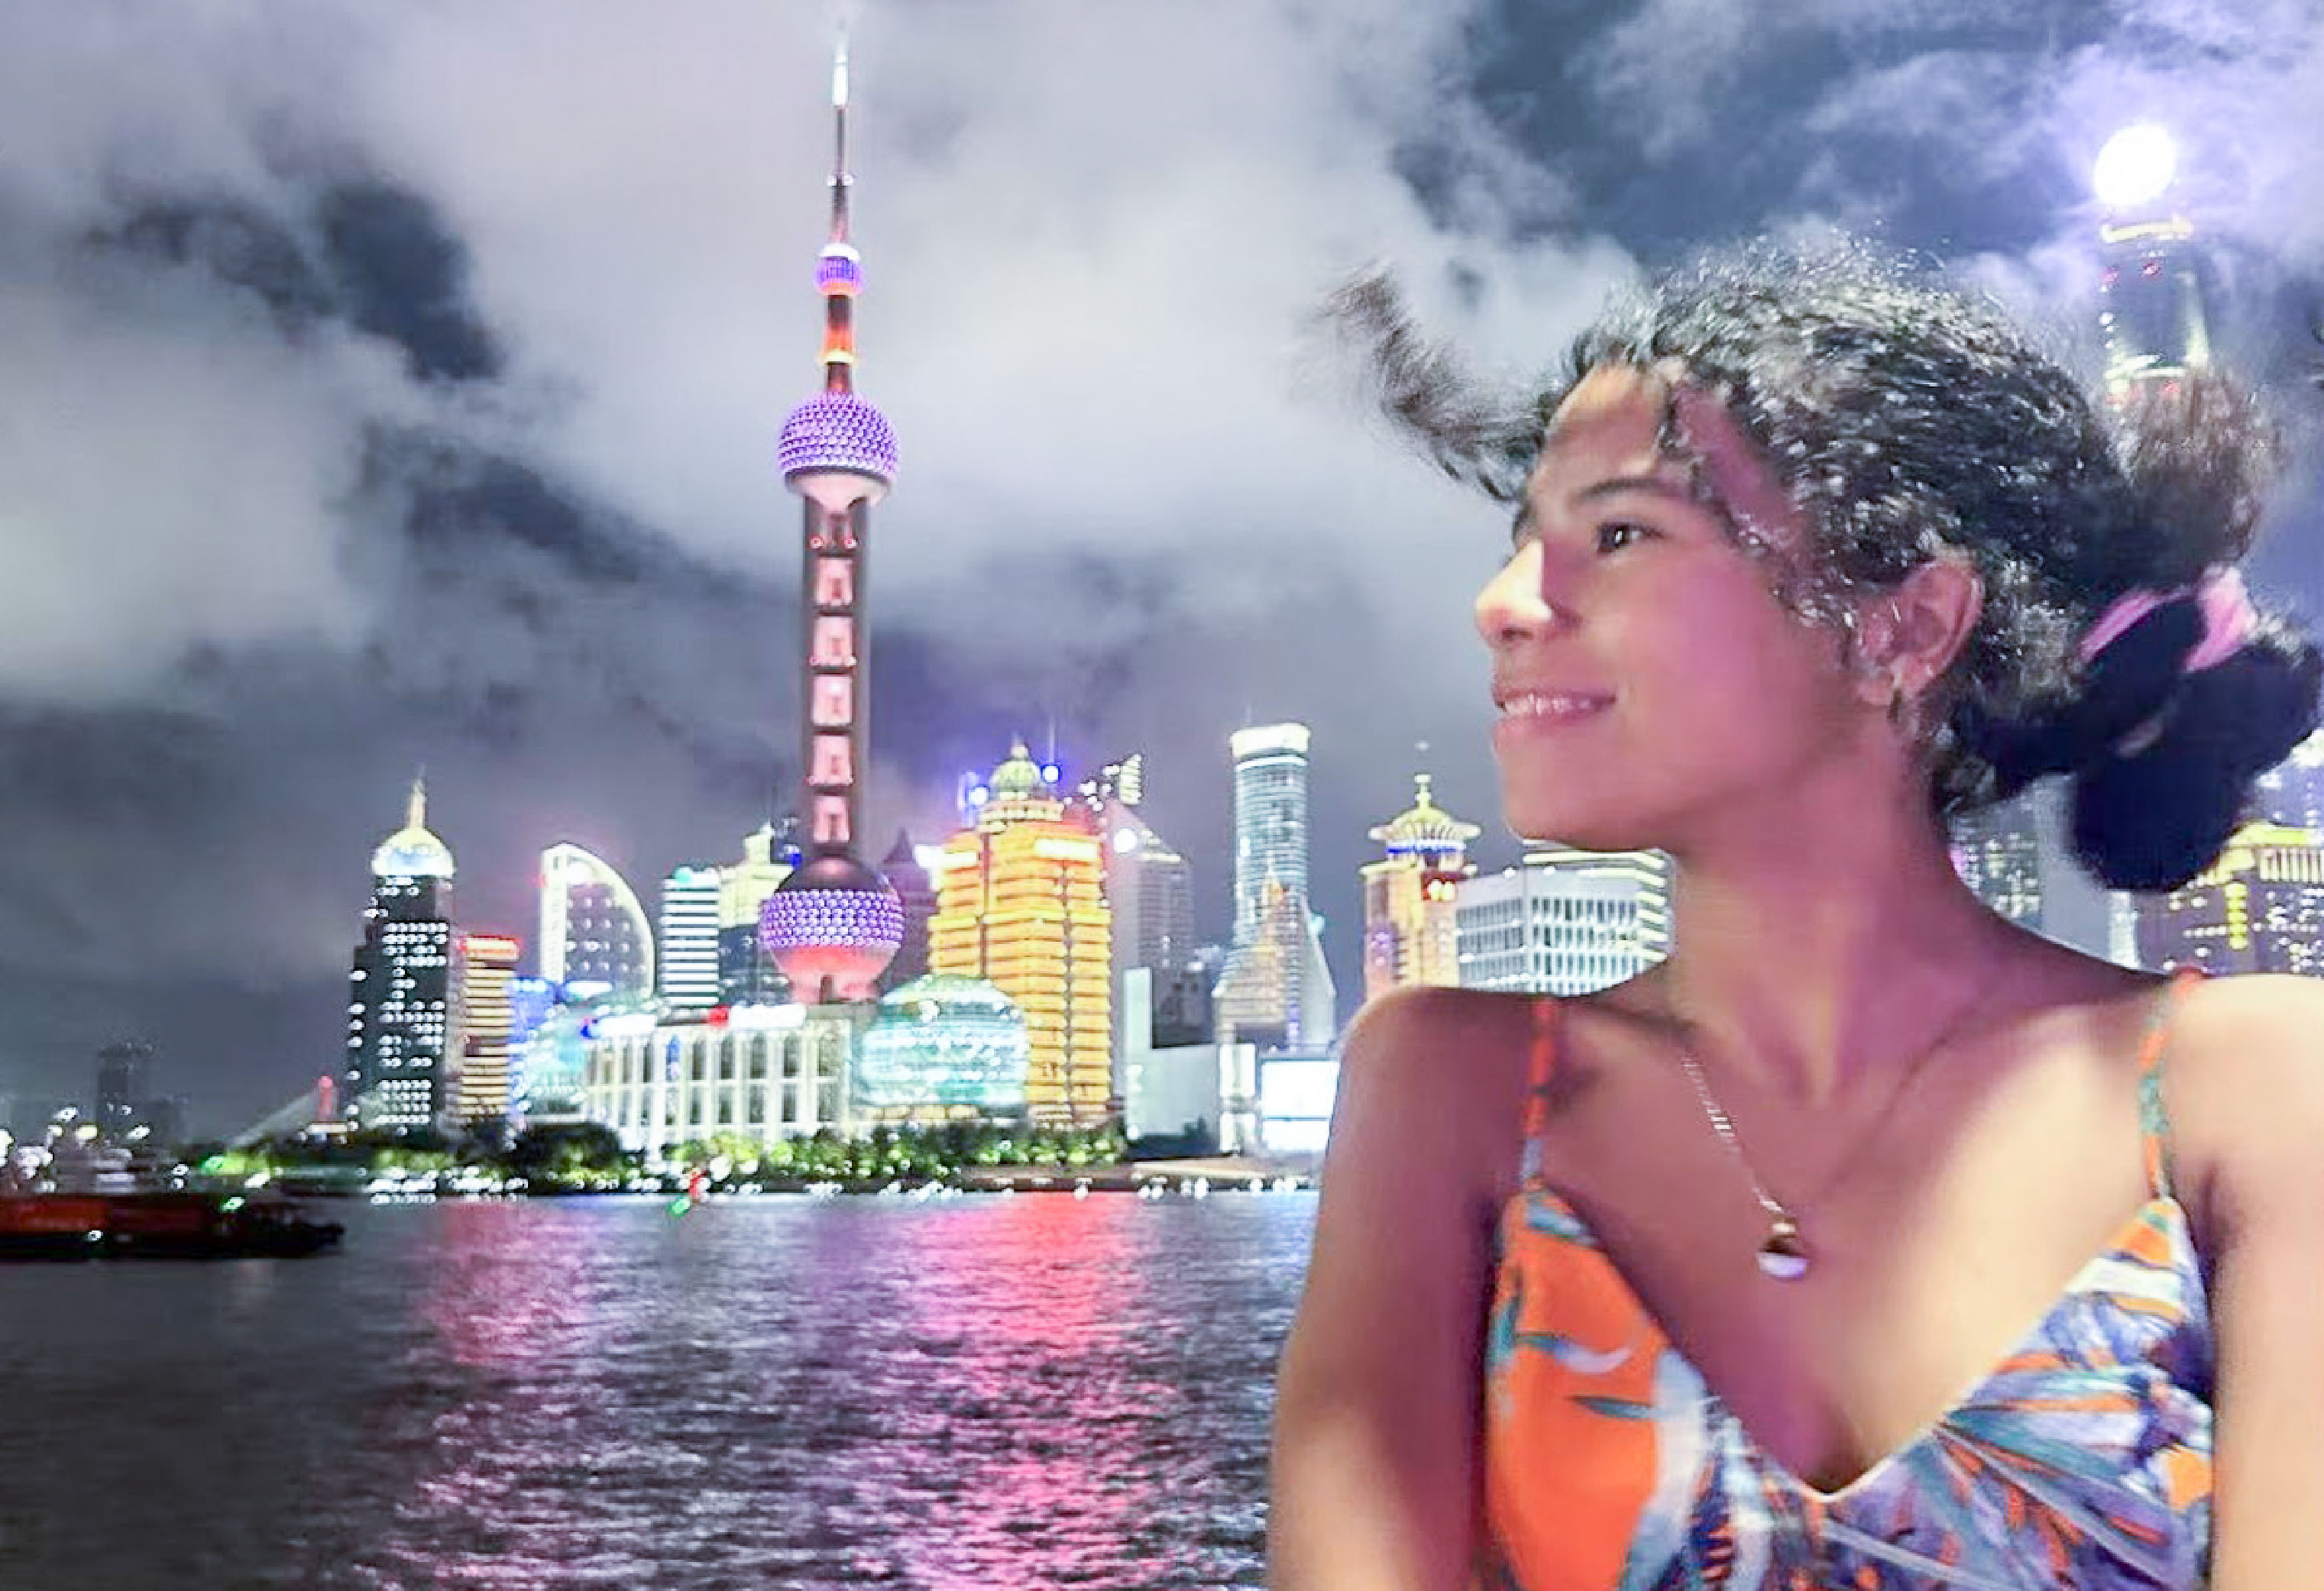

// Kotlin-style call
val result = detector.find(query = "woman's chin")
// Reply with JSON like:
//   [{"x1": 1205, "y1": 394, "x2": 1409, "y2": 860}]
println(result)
[{"x1": 1500, "y1": 802, "x2": 1656, "y2": 855}]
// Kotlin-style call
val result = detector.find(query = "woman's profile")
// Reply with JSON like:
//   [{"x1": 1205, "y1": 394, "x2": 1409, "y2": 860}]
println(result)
[{"x1": 1268, "y1": 246, "x2": 2323, "y2": 1589}]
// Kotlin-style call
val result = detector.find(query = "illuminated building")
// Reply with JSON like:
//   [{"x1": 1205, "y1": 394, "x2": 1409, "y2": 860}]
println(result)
[
  {"x1": 658, "y1": 865, "x2": 722, "y2": 1012},
  {"x1": 719, "y1": 824, "x2": 793, "y2": 1007},
  {"x1": 854, "y1": 975, "x2": 1031, "y2": 1121},
  {"x1": 516, "y1": 1001, "x2": 594, "y2": 1124},
  {"x1": 1953, "y1": 790, "x2": 2140, "y2": 965},
  {"x1": 540, "y1": 844, "x2": 655, "y2": 1000},
  {"x1": 95, "y1": 1041, "x2": 152, "y2": 1139},
  {"x1": 880, "y1": 830, "x2": 937, "y2": 989},
  {"x1": 1361, "y1": 773, "x2": 1479, "y2": 1000},
  {"x1": 759, "y1": 40, "x2": 904, "y2": 1004},
  {"x1": 581, "y1": 1003, "x2": 867, "y2": 1158},
  {"x1": 348, "y1": 779, "x2": 457, "y2": 1130},
  {"x1": 452, "y1": 933, "x2": 521, "y2": 1126},
  {"x1": 2257, "y1": 729, "x2": 2324, "y2": 831},
  {"x1": 1458, "y1": 849, "x2": 1672, "y2": 995},
  {"x1": 1215, "y1": 724, "x2": 1335, "y2": 1049},
  {"x1": 927, "y1": 741, "x2": 1113, "y2": 1125},
  {"x1": 2138, "y1": 822, "x2": 2324, "y2": 977},
  {"x1": 1084, "y1": 752, "x2": 1197, "y2": 1051}
]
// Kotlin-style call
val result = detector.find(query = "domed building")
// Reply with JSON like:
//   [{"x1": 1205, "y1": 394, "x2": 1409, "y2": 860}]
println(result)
[
  {"x1": 854, "y1": 975, "x2": 1031, "y2": 1122},
  {"x1": 347, "y1": 780, "x2": 458, "y2": 1132},
  {"x1": 1360, "y1": 772, "x2": 1480, "y2": 1001}
]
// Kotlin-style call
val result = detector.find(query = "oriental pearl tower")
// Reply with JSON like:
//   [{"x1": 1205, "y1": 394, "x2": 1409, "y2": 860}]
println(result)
[{"x1": 758, "y1": 40, "x2": 904, "y2": 1004}]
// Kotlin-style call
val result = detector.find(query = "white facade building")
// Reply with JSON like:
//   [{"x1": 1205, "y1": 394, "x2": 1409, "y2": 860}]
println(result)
[
  {"x1": 658, "y1": 865, "x2": 723, "y2": 1012},
  {"x1": 581, "y1": 1004, "x2": 869, "y2": 1159},
  {"x1": 1457, "y1": 849, "x2": 1672, "y2": 996}
]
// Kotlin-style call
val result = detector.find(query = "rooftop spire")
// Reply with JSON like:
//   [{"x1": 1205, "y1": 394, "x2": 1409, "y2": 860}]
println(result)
[{"x1": 406, "y1": 774, "x2": 427, "y2": 832}]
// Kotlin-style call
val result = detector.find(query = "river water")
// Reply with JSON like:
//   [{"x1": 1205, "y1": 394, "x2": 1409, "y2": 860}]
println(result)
[{"x1": 0, "y1": 1192, "x2": 1317, "y2": 1591}]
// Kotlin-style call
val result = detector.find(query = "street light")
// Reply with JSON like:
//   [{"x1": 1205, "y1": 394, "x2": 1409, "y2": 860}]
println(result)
[{"x1": 2093, "y1": 124, "x2": 2179, "y2": 214}]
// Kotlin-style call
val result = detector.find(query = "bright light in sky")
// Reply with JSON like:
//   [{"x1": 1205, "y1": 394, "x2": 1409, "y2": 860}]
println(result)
[{"x1": 2093, "y1": 124, "x2": 2179, "y2": 211}]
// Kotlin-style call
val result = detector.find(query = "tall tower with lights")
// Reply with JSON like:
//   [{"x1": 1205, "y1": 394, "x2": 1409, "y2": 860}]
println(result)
[{"x1": 757, "y1": 40, "x2": 905, "y2": 1004}]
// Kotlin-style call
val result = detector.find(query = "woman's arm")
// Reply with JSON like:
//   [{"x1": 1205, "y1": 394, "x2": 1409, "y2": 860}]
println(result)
[
  {"x1": 2196, "y1": 974, "x2": 2324, "y2": 1586},
  {"x1": 1269, "y1": 987, "x2": 1517, "y2": 1591}
]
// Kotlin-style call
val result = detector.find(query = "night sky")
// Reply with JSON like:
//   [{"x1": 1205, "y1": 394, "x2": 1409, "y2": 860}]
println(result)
[{"x1": 2, "y1": 0, "x2": 2319, "y2": 1133}]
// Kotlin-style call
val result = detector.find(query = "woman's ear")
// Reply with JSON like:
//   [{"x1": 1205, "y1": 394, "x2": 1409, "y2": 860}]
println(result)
[{"x1": 1851, "y1": 555, "x2": 1983, "y2": 710}]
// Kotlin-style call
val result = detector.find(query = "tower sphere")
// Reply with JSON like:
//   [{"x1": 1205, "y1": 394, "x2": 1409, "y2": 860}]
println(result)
[
  {"x1": 2093, "y1": 124, "x2": 2178, "y2": 212},
  {"x1": 779, "y1": 393, "x2": 898, "y2": 510},
  {"x1": 759, "y1": 852, "x2": 902, "y2": 1003}
]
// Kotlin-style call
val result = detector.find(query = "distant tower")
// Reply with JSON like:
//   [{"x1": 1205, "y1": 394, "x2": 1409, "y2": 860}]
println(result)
[
  {"x1": 348, "y1": 778, "x2": 458, "y2": 1131},
  {"x1": 880, "y1": 830, "x2": 937, "y2": 989},
  {"x1": 720, "y1": 825, "x2": 793, "y2": 1006},
  {"x1": 1214, "y1": 724, "x2": 1335, "y2": 1049},
  {"x1": 1361, "y1": 773, "x2": 1480, "y2": 1000},
  {"x1": 759, "y1": 38, "x2": 905, "y2": 1004},
  {"x1": 452, "y1": 933, "x2": 521, "y2": 1126},
  {"x1": 539, "y1": 843, "x2": 655, "y2": 1001},
  {"x1": 95, "y1": 1040, "x2": 154, "y2": 1139},
  {"x1": 658, "y1": 865, "x2": 723, "y2": 1011}
]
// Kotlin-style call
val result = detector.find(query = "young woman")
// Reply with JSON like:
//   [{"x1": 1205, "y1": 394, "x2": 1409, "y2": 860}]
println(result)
[{"x1": 1269, "y1": 248, "x2": 2324, "y2": 1589}]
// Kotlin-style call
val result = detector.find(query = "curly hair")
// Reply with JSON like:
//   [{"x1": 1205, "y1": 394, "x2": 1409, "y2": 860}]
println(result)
[{"x1": 1334, "y1": 243, "x2": 2322, "y2": 891}]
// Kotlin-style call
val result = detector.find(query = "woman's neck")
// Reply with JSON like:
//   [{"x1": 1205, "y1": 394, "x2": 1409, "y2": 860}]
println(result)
[{"x1": 1650, "y1": 770, "x2": 2019, "y2": 1106}]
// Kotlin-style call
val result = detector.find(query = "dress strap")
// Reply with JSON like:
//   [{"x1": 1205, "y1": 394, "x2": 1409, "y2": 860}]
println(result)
[
  {"x1": 1519, "y1": 998, "x2": 1560, "y2": 1190},
  {"x1": 2138, "y1": 969, "x2": 2203, "y2": 1201}
]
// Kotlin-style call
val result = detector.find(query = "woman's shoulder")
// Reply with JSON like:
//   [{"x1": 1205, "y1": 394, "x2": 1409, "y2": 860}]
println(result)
[{"x1": 2153, "y1": 972, "x2": 2324, "y2": 1237}]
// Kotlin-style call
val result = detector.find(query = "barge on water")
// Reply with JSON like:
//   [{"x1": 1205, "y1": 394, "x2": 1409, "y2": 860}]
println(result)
[{"x1": 0, "y1": 1192, "x2": 345, "y2": 1260}]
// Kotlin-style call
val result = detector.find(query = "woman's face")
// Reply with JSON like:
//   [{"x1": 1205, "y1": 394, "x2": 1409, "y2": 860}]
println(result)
[{"x1": 1474, "y1": 364, "x2": 1873, "y2": 852}]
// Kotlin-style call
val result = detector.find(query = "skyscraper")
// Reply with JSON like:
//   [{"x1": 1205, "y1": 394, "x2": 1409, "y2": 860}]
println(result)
[
  {"x1": 95, "y1": 1041, "x2": 156, "y2": 1140},
  {"x1": 880, "y1": 830, "x2": 937, "y2": 989},
  {"x1": 539, "y1": 843, "x2": 655, "y2": 1000},
  {"x1": 927, "y1": 742, "x2": 1113, "y2": 1124},
  {"x1": 719, "y1": 825, "x2": 792, "y2": 1007},
  {"x1": 1361, "y1": 773, "x2": 1480, "y2": 1001},
  {"x1": 452, "y1": 933, "x2": 521, "y2": 1127},
  {"x1": 1457, "y1": 849, "x2": 1672, "y2": 996},
  {"x1": 1214, "y1": 723, "x2": 1335, "y2": 1049},
  {"x1": 348, "y1": 780, "x2": 458, "y2": 1131},
  {"x1": 758, "y1": 41, "x2": 905, "y2": 1004},
  {"x1": 658, "y1": 865, "x2": 722, "y2": 1011}
]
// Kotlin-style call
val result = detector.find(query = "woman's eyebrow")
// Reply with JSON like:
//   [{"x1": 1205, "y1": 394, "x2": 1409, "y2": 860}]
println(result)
[{"x1": 1573, "y1": 473, "x2": 1693, "y2": 505}]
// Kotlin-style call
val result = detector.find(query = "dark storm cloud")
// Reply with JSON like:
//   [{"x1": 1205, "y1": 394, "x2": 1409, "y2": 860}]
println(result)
[{"x1": 2, "y1": 0, "x2": 2319, "y2": 1132}]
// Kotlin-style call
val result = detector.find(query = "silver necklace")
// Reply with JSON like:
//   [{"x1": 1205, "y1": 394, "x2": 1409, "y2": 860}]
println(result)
[{"x1": 1669, "y1": 967, "x2": 1995, "y2": 1283}]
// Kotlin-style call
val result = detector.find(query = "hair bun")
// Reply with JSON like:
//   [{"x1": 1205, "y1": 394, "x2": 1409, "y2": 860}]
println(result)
[{"x1": 2069, "y1": 624, "x2": 2324, "y2": 890}]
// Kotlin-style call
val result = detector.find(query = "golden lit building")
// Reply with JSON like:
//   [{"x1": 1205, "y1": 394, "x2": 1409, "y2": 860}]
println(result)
[
  {"x1": 452, "y1": 932, "x2": 521, "y2": 1126},
  {"x1": 2137, "y1": 822, "x2": 2324, "y2": 978},
  {"x1": 1361, "y1": 774, "x2": 1479, "y2": 1001},
  {"x1": 927, "y1": 742, "x2": 1113, "y2": 1125}
]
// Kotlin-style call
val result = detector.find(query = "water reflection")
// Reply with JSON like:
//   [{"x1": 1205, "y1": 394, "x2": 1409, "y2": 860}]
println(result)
[{"x1": 0, "y1": 1195, "x2": 1312, "y2": 1589}]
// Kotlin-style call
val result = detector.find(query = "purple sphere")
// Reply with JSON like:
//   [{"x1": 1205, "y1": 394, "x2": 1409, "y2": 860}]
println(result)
[
  {"x1": 760, "y1": 855, "x2": 903, "y2": 1004},
  {"x1": 778, "y1": 393, "x2": 898, "y2": 490}
]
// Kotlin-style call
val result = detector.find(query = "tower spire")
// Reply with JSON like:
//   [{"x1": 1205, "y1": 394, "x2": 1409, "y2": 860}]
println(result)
[{"x1": 406, "y1": 773, "x2": 427, "y2": 831}]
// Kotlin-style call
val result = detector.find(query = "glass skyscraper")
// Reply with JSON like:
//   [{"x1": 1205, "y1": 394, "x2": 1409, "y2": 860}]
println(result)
[
  {"x1": 1215, "y1": 723, "x2": 1335, "y2": 1049},
  {"x1": 540, "y1": 843, "x2": 655, "y2": 1001},
  {"x1": 659, "y1": 865, "x2": 723, "y2": 1012}
]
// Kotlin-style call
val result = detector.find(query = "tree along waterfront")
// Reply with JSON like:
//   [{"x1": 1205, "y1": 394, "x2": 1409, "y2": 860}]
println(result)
[{"x1": 194, "y1": 1120, "x2": 1136, "y2": 1195}]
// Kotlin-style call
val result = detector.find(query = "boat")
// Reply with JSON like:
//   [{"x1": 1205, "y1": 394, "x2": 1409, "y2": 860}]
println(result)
[{"x1": 0, "y1": 1192, "x2": 345, "y2": 1260}]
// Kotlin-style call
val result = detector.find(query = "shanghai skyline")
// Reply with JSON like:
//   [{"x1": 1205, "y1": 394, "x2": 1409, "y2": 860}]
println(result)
[{"x1": 3, "y1": 0, "x2": 2322, "y2": 1133}]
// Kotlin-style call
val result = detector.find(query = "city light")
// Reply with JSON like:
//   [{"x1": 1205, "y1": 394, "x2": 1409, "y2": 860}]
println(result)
[{"x1": 2093, "y1": 124, "x2": 2177, "y2": 212}]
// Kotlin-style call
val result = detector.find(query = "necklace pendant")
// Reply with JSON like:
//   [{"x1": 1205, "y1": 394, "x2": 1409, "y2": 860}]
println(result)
[{"x1": 1755, "y1": 1215, "x2": 1812, "y2": 1282}]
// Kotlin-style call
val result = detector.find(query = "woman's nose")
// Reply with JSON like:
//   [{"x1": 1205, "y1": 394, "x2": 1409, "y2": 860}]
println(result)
[{"x1": 1475, "y1": 540, "x2": 1561, "y2": 648}]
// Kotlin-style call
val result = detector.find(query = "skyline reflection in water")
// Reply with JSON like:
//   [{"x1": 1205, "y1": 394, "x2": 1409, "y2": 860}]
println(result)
[{"x1": 0, "y1": 1194, "x2": 1313, "y2": 1591}]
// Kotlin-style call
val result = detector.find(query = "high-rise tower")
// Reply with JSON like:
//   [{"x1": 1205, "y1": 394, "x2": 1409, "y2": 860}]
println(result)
[
  {"x1": 1214, "y1": 723, "x2": 1335, "y2": 1049},
  {"x1": 758, "y1": 39, "x2": 905, "y2": 1004},
  {"x1": 348, "y1": 779, "x2": 458, "y2": 1131}
]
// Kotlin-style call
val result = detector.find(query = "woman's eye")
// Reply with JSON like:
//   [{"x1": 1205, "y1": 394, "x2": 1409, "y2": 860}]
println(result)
[{"x1": 1595, "y1": 522, "x2": 1652, "y2": 553}]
